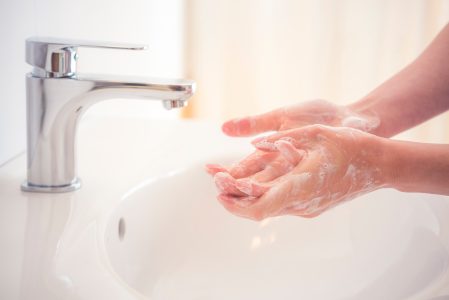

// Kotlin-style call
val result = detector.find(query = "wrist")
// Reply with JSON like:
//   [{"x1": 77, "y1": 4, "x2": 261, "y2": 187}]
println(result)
[
  {"x1": 343, "y1": 99, "x2": 381, "y2": 135},
  {"x1": 376, "y1": 137, "x2": 398, "y2": 189},
  {"x1": 357, "y1": 133, "x2": 394, "y2": 189},
  {"x1": 378, "y1": 140, "x2": 449, "y2": 195}
]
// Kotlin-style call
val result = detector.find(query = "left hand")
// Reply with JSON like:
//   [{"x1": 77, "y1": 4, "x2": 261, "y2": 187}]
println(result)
[
  {"x1": 207, "y1": 125, "x2": 388, "y2": 221},
  {"x1": 221, "y1": 99, "x2": 379, "y2": 137}
]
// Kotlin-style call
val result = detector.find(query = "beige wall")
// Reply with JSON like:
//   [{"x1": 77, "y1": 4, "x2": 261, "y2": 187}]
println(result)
[{"x1": 185, "y1": 0, "x2": 449, "y2": 143}]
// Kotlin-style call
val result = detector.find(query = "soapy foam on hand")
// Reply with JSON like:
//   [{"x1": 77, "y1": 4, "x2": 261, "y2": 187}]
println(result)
[{"x1": 341, "y1": 113, "x2": 380, "y2": 133}]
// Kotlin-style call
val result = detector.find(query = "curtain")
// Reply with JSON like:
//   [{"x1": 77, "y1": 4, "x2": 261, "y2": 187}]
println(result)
[{"x1": 183, "y1": 0, "x2": 449, "y2": 143}]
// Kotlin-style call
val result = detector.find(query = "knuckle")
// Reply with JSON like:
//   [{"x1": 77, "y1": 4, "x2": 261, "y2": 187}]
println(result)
[{"x1": 311, "y1": 124, "x2": 326, "y2": 131}]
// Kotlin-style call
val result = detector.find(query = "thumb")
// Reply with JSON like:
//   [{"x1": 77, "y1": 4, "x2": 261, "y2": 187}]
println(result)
[{"x1": 221, "y1": 110, "x2": 281, "y2": 137}]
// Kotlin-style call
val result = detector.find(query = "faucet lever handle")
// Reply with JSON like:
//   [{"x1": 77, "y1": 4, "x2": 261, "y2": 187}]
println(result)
[{"x1": 26, "y1": 37, "x2": 148, "y2": 78}]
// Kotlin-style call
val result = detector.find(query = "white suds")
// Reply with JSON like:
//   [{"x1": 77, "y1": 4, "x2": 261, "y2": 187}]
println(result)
[{"x1": 341, "y1": 115, "x2": 380, "y2": 132}]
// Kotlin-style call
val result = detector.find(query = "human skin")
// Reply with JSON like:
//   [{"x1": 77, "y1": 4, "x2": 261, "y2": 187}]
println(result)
[
  {"x1": 206, "y1": 24, "x2": 449, "y2": 221},
  {"x1": 209, "y1": 125, "x2": 388, "y2": 220},
  {"x1": 208, "y1": 125, "x2": 449, "y2": 220},
  {"x1": 221, "y1": 24, "x2": 449, "y2": 139}
]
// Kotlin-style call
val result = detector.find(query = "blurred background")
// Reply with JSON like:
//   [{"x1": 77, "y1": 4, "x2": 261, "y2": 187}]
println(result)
[
  {"x1": 1, "y1": 0, "x2": 449, "y2": 166},
  {"x1": 184, "y1": 0, "x2": 449, "y2": 144}
]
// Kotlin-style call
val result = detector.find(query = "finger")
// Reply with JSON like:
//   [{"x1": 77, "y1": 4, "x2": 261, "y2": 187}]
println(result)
[
  {"x1": 221, "y1": 179, "x2": 291, "y2": 221},
  {"x1": 251, "y1": 125, "x2": 326, "y2": 151},
  {"x1": 217, "y1": 194, "x2": 258, "y2": 208},
  {"x1": 205, "y1": 164, "x2": 228, "y2": 176},
  {"x1": 217, "y1": 194, "x2": 265, "y2": 220},
  {"x1": 252, "y1": 156, "x2": 293, "y2": 182},
  {"x1": 251, "y1": 172, "x2": 316, "y2": 219},
  {"x1": 235, "y1": 179, "x2": 270, "y2": 197},
  {"x1": 217, "y1": 166, "x2": 316, "y2": 221},
  {"x1": 217, "y1": 179, "x2": 292, "y2": 221},
  {"x1": 250, "y1": 143, "x2": 304, "y2": 183},
  {"x1": 214, "y1": 172, "x2": 246, "y2": 196},
  {"x1": 229, "y1": 151, "x2": 278, "y2": 178},
  {"x1": 274, "y1": 140, "x2": 305, "y2": 165},
  {"x1": 249, "y1": 179, "x2": 294, "y2": 219},
  {"x1": 221, "y1": 110, "x2": 282, "y2": 137}
]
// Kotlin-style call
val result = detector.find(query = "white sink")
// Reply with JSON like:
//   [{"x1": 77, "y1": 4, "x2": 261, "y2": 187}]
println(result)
[
  {"x1": 105, "y1": 159, "x2": 449, "y2": 300},
  {"x1": 2, "y1": 114, "x2": 449, "y2": 299}
]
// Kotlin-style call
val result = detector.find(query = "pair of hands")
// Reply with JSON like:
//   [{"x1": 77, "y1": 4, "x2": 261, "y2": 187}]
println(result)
[{"x1": 206, "y1": 100, "x2": 386, "y2": 221}]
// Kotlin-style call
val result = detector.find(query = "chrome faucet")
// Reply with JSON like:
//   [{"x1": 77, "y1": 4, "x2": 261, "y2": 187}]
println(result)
[{"x1": 21, "y1": 37, "x2": 195, "y2": 193}]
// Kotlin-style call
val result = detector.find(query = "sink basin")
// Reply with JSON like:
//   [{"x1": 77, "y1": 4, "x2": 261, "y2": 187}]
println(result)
[
  {"x1": 2, "y1": 114, "x2": 449, "y2": 300},
  {"x1": 104, "y1": 158, "x2": 449, "y2": 300}
]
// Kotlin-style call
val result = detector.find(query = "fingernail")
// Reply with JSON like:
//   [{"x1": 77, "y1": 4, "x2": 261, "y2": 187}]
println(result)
[
  {"x1": 253, "y1": 140, "x2": 276, "y2": 151},
  {"x1": 205, "y1": 164, "x2": 228, "y2": 175},
  {"x1": 252, "y1": 136, "x2": 265, "y2": 144},
  {"x1": 235, "y1": 180, "x2": 269, "y2": 197}
]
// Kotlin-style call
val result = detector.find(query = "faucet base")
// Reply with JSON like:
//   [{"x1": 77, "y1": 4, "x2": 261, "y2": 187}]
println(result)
[{"x1": 21, "y1": 178, "x2": 81, "y2": 193}]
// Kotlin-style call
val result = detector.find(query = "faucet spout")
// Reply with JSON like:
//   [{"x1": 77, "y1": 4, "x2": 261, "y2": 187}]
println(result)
[
  {"x1": 76, "y1": 74, "x2": 195, "y2": 105},
  {"x1": 22, "y1": 73, "x2": 195, "y2": 193}
]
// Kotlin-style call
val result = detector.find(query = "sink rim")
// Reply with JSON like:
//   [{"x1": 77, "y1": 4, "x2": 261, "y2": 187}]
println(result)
[{"x1": 102, "y1": 158, "x2": 449, "y2": 300}]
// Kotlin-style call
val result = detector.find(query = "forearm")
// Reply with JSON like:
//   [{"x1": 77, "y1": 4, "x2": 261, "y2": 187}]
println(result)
[
  {"x1": 349, "y1": 24, "x2": 449, "y2": 138},
  {"x1": 381, "y1": 139, "x2": 449, "y2": 195}
]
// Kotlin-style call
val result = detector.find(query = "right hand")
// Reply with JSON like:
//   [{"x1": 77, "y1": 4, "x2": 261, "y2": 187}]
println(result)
[
  {"x1": 221, "y1": 99, "x2": 379, "y2": 137},
  {"x1": 208, "y1": 125, "x2": 388, "y2": 221}
]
